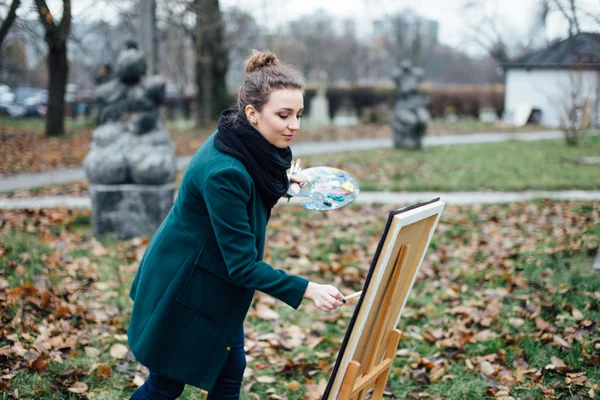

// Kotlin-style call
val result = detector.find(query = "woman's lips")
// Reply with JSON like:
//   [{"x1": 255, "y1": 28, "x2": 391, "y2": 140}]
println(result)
[{"x1": 283, "y1": 134, "x2": 294, "y2": 141}]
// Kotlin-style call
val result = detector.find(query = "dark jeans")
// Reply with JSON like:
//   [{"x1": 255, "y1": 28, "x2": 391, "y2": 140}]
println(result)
[{"x1": 130, "y1": 327, "x2": 246, "y2": 400}]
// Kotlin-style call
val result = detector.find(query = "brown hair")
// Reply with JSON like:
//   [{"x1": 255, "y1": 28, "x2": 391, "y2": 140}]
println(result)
[{"x1": 231, "y1": 50, "x2": 304, "y2": 122}]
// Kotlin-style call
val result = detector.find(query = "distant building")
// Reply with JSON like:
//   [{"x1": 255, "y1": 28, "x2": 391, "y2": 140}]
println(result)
[{"x1": 502, "y1": 33, "x2": 600, "y2": 128}]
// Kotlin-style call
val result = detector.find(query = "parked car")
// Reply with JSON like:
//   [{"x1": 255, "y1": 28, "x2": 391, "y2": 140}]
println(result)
[
  {"x1": 0, "y1": 85, "x2": 15, "y2": 104},
  {"x1": 7, "y1": 87, "x2": 47, "y2": 118}
]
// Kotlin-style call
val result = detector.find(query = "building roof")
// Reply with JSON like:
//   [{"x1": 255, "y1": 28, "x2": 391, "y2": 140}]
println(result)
[{"x1": 504, "y1": 32, "x2": 600, "y2": 70}]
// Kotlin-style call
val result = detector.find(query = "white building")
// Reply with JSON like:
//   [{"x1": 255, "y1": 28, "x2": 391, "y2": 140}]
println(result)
[{"x1": 503, "y1": 33, "x2": 600, "y2": 128}]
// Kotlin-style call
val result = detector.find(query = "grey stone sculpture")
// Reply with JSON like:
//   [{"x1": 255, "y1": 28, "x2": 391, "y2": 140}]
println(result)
[
  {"x1": 392, "y1": 61, "x2": 430, "y2": 150},
  {"x1": 84, "y1": 41, "x2": 176, "y2": 239},
  {"x1": 307, "y1": 70, "x2": 330, "y2": 127}
]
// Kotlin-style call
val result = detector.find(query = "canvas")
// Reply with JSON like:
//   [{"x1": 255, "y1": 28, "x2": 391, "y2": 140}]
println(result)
[{"x1": 322, "y1": 198, "x2": 445, "y2": 400}]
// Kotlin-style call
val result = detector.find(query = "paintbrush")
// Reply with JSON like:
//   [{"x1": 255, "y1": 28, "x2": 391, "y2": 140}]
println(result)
[{"x1": 344, "y1": 291, "x2": 362, "y2": 301}]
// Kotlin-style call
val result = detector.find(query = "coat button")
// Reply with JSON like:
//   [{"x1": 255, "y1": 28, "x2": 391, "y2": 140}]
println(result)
[{"x1": 226, "y1": 346, "x2": 231, "y2": 351}]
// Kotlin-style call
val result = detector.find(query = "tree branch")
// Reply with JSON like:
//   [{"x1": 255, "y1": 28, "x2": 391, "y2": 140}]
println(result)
[
  {"x1": 58, "y1": 0, "x2": 71, "y2": 37},
  {"x1": 0, "y1": 0, "x2": 20, "y2": 50},
  {"x1": 568, "y1": 0, "x2": 580, "y2": 34},
  {"x1": 34, "y1": 0, "x2": 56, "y2": 32},
  {"x1": 550, "y1": 0, "x2": 576, "y2": 36}
]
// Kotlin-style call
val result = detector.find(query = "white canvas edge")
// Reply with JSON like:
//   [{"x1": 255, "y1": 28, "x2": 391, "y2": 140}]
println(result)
[
  {"x1": 394, "y1": 202, "x2": 445, "y2": 328},
  {"x1": 327, "y1": 200, "x2": 445, "y2": 399}
]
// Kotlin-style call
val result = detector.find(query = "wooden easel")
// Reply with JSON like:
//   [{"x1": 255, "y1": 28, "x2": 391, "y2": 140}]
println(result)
[{"x1": 337, "y1": 244, "x2": 410, "y2": 400}]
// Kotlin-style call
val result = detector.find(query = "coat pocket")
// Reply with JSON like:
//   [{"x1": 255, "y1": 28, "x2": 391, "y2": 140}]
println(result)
[{"x1": 176, "y1": 248, "x2": 237, "y2": 322}]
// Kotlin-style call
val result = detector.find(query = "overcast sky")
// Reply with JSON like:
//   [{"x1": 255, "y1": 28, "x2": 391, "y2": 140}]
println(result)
[
  {"x1": 42, "y1": 0, "x2": 600, "y2": 56},
  {"x1": 219, "y1": 0, "x2": 599, "y2": 54}
]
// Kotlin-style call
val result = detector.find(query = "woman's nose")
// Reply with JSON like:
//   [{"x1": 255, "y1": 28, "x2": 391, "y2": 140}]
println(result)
[{"x1": 288, "y1": 118, "x2": 301, "y2": 131}]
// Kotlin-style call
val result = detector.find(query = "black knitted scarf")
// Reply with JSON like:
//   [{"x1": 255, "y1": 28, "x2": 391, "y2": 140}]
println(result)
[{"x1": 214, "y1": 109, "x2": 292, "y2": 209}]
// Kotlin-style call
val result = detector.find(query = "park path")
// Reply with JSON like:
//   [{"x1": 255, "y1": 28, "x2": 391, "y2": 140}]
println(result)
[
  {"x1": 1, "y1": 190, "x2": 599, "y2": 209},
  {"x1": 0, "y1": 129, "x2": 576, "y2": 193}
]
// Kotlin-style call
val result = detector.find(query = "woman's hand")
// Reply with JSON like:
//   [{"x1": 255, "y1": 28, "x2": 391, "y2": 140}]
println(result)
[
  {"x1": 288, "y1": 159, "x2": 307, "y2": 188},
  {"x1": 289, "y1": 175, "x2": 305, "y2": 185},
  {"x1": 303, "y1": 282, "x2": 346, "y2": 313}
]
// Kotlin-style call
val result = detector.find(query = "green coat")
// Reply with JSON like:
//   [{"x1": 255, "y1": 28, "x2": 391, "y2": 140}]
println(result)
[{"x1": 128, "y1": 133, "x2": 309, "y2": 391}]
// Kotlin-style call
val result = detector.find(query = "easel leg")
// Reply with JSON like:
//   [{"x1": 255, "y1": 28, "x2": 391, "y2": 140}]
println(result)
[
  {"x1": 371, "y1": 329, "x2": 402, "y2": 399},
  {"x1": 357, "y1": 244, "x2": 409, "y2": 400},
  {"x1": 338, "y1": 360, "x2": 361, "y2": 400}
]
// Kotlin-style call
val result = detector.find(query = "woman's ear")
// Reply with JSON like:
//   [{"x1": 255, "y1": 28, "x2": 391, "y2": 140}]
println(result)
[{"x1": 245, "y1": 105, "x2": 258, "y2": 124}]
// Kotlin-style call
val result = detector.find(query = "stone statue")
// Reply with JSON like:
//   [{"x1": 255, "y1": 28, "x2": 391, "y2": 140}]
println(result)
[
  {"x1": 392, "y1": 61, "x2": 430, "y2": 150},
  {"x1": 316, "y1": 70, "x2": 328, "y2": 98},
  {"x1": 84, "y1": 41, "x2": 177, "y2": 239},
  {"x1": 307, "y1": 69, "x2": 330, "y2": 127},
  {"x1": 85, "y1": 41, "x2": 176, "y2": 185}
]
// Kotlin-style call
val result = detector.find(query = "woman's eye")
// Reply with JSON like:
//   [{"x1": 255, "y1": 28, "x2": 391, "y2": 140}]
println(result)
[
  {"x1": 298, "y1": 115, "x2": 303, "y2": 119},
  {"x1": 279, "y1": 114, "x2": 289, "y2": 119}
]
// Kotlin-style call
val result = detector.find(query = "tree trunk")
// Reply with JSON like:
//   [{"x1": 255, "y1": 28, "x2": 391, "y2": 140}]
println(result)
[
  {"x1": 210, "y1": 0, "x2": 229, "y2": 119},
  {"x1": 35, "y1": 0, "x2": 71, "y2": 137},
  {"x1": 193, "y1": 2, "x2": 208, "y2": 127},
  {"x1": 46, "y1": 42, "x2": 68, "y2": 136},
  {"x1": 139, "y1": 0, "x2": 158, "y2": 75},
  {"x1": 0, "y1": 0, "x2": 20, "y2": 51},
  {"x1": 194, "y1": 0, "x2": 228, "y2": 127}
]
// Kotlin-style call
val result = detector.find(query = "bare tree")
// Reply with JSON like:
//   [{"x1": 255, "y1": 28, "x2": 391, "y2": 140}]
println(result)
[
  {"x1": 542, "y1": 0, "x2": 582, "y2": 37},
  {"x1": 462, "y1": 0, "x2": 598, "y2": 63},
  {"x1": 384, "y1": 14, "x2": 425, "y2": 65},
  {"x1": 156, "y1": 0, "x2": 228, "y2": 125},
  {"x1": 223, "y1": 7, "x2": 265, "y2": 86},
  {"x1": 461, "y1": 0, "x2": 517, "y2": 63},
  {"x1": 34, "y1": 0, "x2": 71, "y2": 137},
  {"x1": 0, "y1": 0, "x2": 20, "y2": 51},
  {"x1": 553, "y1": 69, "x2": 599, "y2": 146},
  {"x1": 0, "y1": 37, "x2": 27, "y2": 85},
  {"x1": 140, "y1": 0, "x2": 159, "y2": 74},
  {"x1": 193, "y1": 0, "x2": 228, "y2": 125}
]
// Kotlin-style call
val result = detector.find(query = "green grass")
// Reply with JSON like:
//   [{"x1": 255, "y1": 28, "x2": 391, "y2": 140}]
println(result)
[
  {"x1": 1, "y1": 201, "x2": 599, "y2": 399},
  {"x1": 301, "y1": 134, "x2": 600, "y2": 191},
  {"x1": 0, "y1": 232, "x2": 53, "y2": 287}
]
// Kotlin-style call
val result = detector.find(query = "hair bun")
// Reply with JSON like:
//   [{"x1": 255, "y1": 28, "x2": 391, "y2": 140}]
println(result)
[{"x1": 245, "y1": 50, "x2": 279, "y2": 73}]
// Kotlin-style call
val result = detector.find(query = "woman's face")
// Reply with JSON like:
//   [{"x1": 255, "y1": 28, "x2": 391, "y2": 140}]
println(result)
[{"x1": 247, "y1": 88, "x2": 304, "y2": 149}]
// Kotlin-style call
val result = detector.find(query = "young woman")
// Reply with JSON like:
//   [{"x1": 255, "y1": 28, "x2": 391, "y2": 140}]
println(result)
[{"x1": 128, "y1": 50, "x2": 346, "y2": 400}]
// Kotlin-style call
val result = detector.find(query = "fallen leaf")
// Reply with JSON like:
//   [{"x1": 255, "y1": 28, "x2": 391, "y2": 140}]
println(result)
[
  {"x1": 473, "y1": 329, "x2": 499, "y2": 342},
  {"x1": 412, "y1": 368, "x2": 430, "y2": 385},
  {"x1": 479, "y1": 361, "x2": 497, "y2": 376},
  {"x1": 30, "y1": 354, "x2": 49, "y2": 372},
  {"x1": 535, "y1": 317, "x2": 550, "y2": 330},
  {"x1": 279, "y1": 325, "x2": 305, "y2": 350},
  {"x1": 84, "y1": 346, "x2": 101, "y2": 359},
  {"x1": 553, "y1": 335, "x2": 571, "y2": 348},
  {"x1": 465, "y1": 359, "x2": 475, "y2": 372},
  {"x1": 286, "y1": 380, "x2": 302, "y2": 390},
  {"x1": 110, "y1": 343, "x2": 129, "y2": 359},
  {"x1": 67, "y1": 382, "x2": 88, "y2": 394},
  {"x1": 305, "y1": 378, "x2": 327, "y2": 400},
  {"x1": 508, "y1": 318, "x2": 525, "y2": 327},
  {"x1": 571, "y1": 308, "x2": 584, "y2": 320},
  {"x1": 96, "y1": 364, "x2": 112, "y2": 380},
  {"x1": 256, "y1": 376, "x2": 276, "y2": 384},
  {"x1": 550, "y1": 356, "x2": 567, "y2": 371},
  {"x1": 256, "y1": 304, "x2": 280, "y2": 320}
]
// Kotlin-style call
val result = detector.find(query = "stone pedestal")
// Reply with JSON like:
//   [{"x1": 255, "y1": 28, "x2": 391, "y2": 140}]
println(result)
[
  {"x1": 90, "y1": 183, "x2": 174, "y2": 239},
  {"x1": 308, "y1": 96, "x2": 330, "y2": 126}
]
